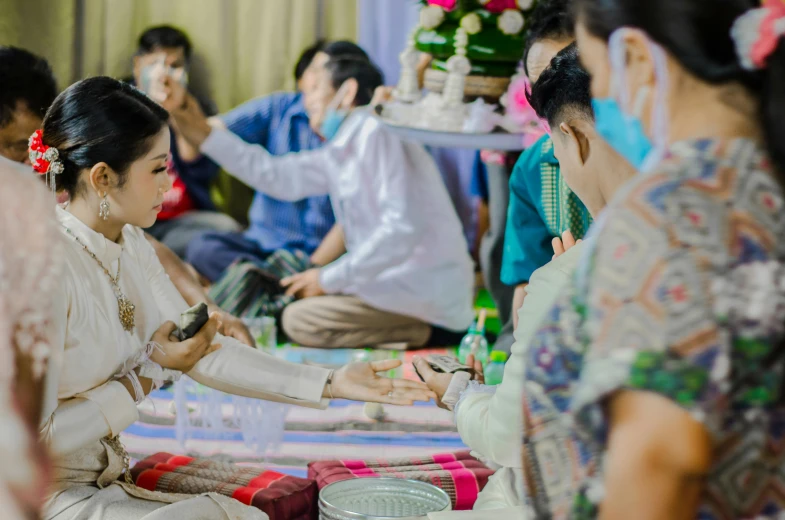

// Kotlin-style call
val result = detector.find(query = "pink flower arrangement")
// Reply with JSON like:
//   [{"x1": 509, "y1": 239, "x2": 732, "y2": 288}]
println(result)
[
  {"x1": 480, "y1": 149, "x2": 507, "y2": 166},
  {"x1": 480, "y1": 0, "x2": 520, "y2": 13},
  {"x1": 505, "y1": 75, "x2": 549, "y2": 148},
  {"x1": 427, "y1": 0, "x2": 528, "y2": 13},
  {"x1": 427, "y1": 0, "x2": 457, "y2": 11}
]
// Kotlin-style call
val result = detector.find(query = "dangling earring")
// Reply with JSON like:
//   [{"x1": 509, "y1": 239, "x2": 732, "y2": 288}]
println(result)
[{"x1": 99, "y1": 193, "x2": 110, "y2": 221}]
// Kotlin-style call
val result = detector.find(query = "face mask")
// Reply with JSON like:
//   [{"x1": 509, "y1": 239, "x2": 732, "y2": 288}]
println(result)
[
  {"x1": 591, "y1": 28, "x2": 670, "y2": 171},
  {"x1": 318, "y1": 81, "x2": 353, "y2": 141},
  {"x1": 319, "y1": 109, "x2": 349, "y2": 141},
  {"x1": 592, "y1": 90, "x2": 653, "y2": 169}
]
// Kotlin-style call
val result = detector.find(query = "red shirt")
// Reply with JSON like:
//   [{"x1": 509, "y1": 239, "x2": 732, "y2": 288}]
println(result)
[{"x1": 158, "y1": 156, "x2": 196, "y2": 221}]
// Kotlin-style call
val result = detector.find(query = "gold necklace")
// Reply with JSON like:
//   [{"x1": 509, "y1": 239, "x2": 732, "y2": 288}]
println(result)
[
  {"x1": 105, "y1": 435, "x2": 135, "y2": 486},
  {"x1": 63, "y1": 227, "x2": 136, "y2": 332}
]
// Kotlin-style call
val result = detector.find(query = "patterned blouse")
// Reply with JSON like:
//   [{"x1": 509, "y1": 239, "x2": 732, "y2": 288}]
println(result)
[{"x1": 522, "y1": 138, "x2": 785, "y2": 519}]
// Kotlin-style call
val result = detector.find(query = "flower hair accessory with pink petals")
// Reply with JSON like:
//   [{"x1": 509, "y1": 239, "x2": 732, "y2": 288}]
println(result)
[
  {"x1": 28, "y1": 129, "x2": 65, "y2": 193},
  {"x1": 427, "y1": 0, "x2": 457, "y2": 11},
  {"x1": 731, "y1": 0, "x2": 785, "y2": 70}
]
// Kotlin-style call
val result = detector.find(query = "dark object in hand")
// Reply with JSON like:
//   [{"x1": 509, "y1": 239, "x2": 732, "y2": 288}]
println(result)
[
  {"x1": 414, "y1": 354, "x2": 474, "y2": 382},
  {"x1": 174, "y1": 302, "x2": 209, "y2": 341}
]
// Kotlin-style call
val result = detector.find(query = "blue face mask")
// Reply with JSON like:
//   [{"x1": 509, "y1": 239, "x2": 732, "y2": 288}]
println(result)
[
  {"x1": 591, "y1": 97, "x2": 653, "y2": 169},
  {"x1": 319, "y1": 109, "x2": 348, "y2": 141},
  {"x1": 594, "y1": 29, "x2": 671, "y2": 172}
]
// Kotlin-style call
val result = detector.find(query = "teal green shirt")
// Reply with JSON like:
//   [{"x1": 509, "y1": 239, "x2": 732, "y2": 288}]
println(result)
[{"x1": 501, "y1": 135, "x2": 592, "y2": 285}]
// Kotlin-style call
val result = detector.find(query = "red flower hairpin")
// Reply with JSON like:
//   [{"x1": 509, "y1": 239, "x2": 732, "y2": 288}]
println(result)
[{"x1": 28, "y1": 129, "x2": 64, "y2": 177}]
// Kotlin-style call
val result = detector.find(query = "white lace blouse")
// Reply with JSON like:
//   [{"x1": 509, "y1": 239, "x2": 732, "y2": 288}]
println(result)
[{"x1": 41, "y1": 206, "x2": 330, "y2": 458}]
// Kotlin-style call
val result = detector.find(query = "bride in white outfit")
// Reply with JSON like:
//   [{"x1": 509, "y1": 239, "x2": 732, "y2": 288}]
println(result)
[{"x1": 36, "y1": 76, "x2": 434, "y2": 520}]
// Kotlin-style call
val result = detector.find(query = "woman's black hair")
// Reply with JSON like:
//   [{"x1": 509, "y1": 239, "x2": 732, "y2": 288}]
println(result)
[
  {"x1": 574, "y1": 0, "x2": 785, "y2": 182},
  {"x1": 325, "y1": 57, "x2": 384, "y2": 106},
  {"x1": 41, "y1": 76, "x2": 169, "y2": 196},
  {"x1": 522, "y1": 0, "x2": 575, "y2": 77}
]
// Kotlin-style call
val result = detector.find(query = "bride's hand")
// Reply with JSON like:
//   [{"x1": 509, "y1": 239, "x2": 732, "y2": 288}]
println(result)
[
  {"x1": 329, "y1": 360, "x2": 437, "y2": 405},
  {"x1": 149, "y1": 314, "x2": 223, "y2": 373}
]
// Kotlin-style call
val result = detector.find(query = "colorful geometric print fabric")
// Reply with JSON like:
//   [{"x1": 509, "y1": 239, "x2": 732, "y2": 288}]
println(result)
[{"x1": 522, "y1": 138, "x2": 785, "y2": 519}]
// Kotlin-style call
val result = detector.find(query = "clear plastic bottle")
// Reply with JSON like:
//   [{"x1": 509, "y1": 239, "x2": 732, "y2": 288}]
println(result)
[
  {"x1": 484, "y1": 350, "x2": 508, "y2": 385},
  {"x1": 457, "y1": 323, "x2": 489, "y2": 366}
]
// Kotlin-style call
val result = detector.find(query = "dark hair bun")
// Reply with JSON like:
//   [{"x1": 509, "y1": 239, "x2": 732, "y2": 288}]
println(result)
[{"x1": 41, "y1": 76, "x2": 169, "y2": 195}]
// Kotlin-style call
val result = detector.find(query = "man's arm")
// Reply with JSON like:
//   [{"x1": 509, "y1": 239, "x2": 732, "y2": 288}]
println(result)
[
  {"x1": 599, "y1": 391, "x2": 711, "y2": 520},
  {"x1": 146, "y1": 234, "x2": 254, "y2": 346},
  {"x1": 162, "y1": 85, "x2": 331, "y2": 202},
  {"x1": 310, "y1": 224, "x2": 346, "y2": 267},
  {"x1": 170, "y1": 117, "x2": 202, "y2": 163}
]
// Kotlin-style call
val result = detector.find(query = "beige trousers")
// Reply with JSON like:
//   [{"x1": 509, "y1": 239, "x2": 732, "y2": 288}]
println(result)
[{"x1": 281, "y1": 295, "x2": 432, "y2": 348}]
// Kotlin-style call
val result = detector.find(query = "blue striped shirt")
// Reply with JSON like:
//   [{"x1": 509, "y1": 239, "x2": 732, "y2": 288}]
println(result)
[{"x1": 218, "y1": 92, "x2": 335, "y2": 253}]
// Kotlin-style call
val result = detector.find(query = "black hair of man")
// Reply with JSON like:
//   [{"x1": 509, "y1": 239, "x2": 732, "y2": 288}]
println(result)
[
  {"x1": 528, "y1": 42, "x2": 593, "y2": 129},
  {"x1": 137, "y1": 25, "x2": 193, "y2": 61},
  {"x1": 294, "y1": 40, "x2": 327, "y2": 81},
  {"x1": 0, "y1": 46, "x2": 58, "y2": 127},
  {"x1": 322, "y1": 40, "x2": 370, "y2": 61},
  {"x1": 325, "y1": 56, "x2": 384, "y2": 106}
]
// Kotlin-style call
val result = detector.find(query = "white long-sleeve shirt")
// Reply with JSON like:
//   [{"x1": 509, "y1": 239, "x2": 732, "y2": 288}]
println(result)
[
  {"x1": 43, "y1": 207, "x2": 330, "y2": 460},
  {"x1": 201, "y1": 110, "x2": 475, "y2": 331},
  {"x1": 454, "y1": 242, "x2": 586, "y2": 512}
]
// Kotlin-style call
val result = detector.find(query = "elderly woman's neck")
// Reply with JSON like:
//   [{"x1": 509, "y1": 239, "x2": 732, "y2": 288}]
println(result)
[
  {"x1": 592, "y1": 161, "x2": 638, "y2": 217},
  {"x1": 668, "y1": 80, "x2": 762, "y2": 145}
]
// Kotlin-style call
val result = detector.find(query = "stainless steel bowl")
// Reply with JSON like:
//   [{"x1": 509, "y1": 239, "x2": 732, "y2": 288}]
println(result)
[{"x1": 319, "y1": 478, "x2": 452, "y2": 520}]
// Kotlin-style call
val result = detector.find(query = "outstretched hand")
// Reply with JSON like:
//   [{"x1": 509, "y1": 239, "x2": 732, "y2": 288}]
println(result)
[
  {"x1": 329, "y1": 359, "x2": 437, "y2": 405},
  {"x1": 413, "y1": 354, "x2": 484, "y2": 409}
]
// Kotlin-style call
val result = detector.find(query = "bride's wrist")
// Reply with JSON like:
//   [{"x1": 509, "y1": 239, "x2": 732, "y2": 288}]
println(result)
[
  {"x1": 118, "y1": 369, "x2": 153, "y2": 404},
  {"x1": 322, "y1": 369, "x2": 337, "y2": 399}
]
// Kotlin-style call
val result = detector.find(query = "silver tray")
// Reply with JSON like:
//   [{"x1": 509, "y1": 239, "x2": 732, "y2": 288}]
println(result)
[
  {"x1": 319, "y1": 478, "x2": 452, "y2": 520},
  {"x1": 377, "y1": 117, "x2": 527, "y2": 151}
]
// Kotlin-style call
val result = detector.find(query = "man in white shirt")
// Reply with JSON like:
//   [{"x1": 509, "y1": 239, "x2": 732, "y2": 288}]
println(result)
[{"x1": 165, "y1": 56, "x2": 476, "y2": 348}]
